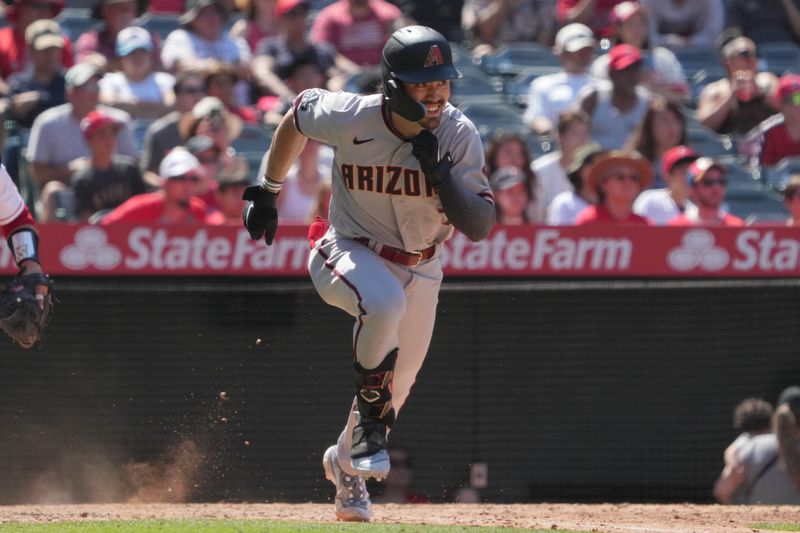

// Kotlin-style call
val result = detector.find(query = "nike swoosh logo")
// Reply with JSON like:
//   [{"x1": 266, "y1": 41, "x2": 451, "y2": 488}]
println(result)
[{"x1": 353, "y1": 137, "x2": 374, "y2": 145}]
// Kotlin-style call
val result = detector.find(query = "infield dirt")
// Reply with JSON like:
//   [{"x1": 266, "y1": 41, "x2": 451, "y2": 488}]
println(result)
[{"x1": 0, "y1": 503, "x2": 798, "y2": 532}]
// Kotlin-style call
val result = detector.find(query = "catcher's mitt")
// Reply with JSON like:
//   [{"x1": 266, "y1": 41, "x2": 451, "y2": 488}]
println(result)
[{"x1": 0, "y1": 273, "x2": 54, "y2": 349}]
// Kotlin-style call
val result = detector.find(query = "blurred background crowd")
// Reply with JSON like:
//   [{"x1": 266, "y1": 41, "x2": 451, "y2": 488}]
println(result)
[{"x1": 3, "y1": 0, "x2": 800, "y2": 227}]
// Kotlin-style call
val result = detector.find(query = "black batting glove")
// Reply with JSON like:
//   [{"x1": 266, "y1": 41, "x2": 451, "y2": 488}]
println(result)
[
  {"x1": 242, "y1": 185, "x2": 279, "y2": 245},
  {"x1": 411, "y1": 130, "x2": 452, "y2": 189}
]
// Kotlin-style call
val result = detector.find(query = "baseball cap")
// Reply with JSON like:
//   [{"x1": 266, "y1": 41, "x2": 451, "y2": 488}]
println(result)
[
  {"x1": 25, "y1": 19, "x2": 63, "y2": 51},
  {"x1": 661, "y1": 145, "x2": 699, "y2": 177},
  {"x1": 490, "y1": 166, "x2": 526, "y2": 192},
  {"x1": 116, "y1": 26, "x2": 153, "y2": 57},
  {"x1": 274, "y1": 0, "x2": 308, "y2": 16},
  {"x1": 65, "y1": 62, "x2": 102, "y2": 88},
  {"x1": 611, "y1": 1, "x2": 643, "y2": 25},
  {"x1": 80, "y1": 110, "x2": 120, "y2": 139},
  {"x1": 180, "y1": 0, "x2": 228, "y2": 26},
  {"x1": 159, "y1": 147, "x2": 201, "y2": 180},
  {"x1": 608, "y1": 44, "x2": 642, "y2": 72},
  {"x1": 554, "y1": 23, "x2": 595, "y2": 54},
  {"x1": 778, "y1": 386, "x2": 800, "y2": 407},
  {"x1": 567, "y1": 142, "x2": 603, "y2": 176},
  {"x1": 777, "y1": 74, "x2": 800, "y2": 104},
  {"x1": 686, "y1": 157, "x2": 726, "y2": 184}
]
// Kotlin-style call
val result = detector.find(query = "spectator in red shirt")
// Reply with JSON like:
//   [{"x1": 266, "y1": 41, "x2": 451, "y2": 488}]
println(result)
[
  {"x1": 557, "y1": 0, "x2": 627, "y2": 39},
  {"x1": 309, "y1": 0, "x2": 402, "y2": 67},
  {"x1": 575, "y1": 150, "x2": 653, "y2": 225},
  {"x1": 0, "y1": 0, "x2": 73, "y2": 83},
  {"x1": 100, "y1": 147, "x2": 223, "y2": 224},
  {"x1": 667, "y1": 157, "x2": 744, "y2": 226},
  {"x1": 756, "y1": 74, "x2": 800, "y2": 168}
]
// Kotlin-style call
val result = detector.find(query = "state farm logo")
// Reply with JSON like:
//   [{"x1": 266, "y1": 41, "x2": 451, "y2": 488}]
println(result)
[
  {"x1": 60, "y1": 227, "x2": 122, "y2": 270},
  {"x1": 668, "y1": 229, "x2": 729, "y2": 271}
]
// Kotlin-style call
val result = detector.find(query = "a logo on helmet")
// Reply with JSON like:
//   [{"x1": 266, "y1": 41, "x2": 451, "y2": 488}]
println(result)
[{"x1": 424, "y1": 45, "x2": 444, "y2": 68}]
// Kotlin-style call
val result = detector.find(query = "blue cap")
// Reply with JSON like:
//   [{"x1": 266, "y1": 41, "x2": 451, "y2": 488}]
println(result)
[{"x1": 116, "y1": 27, "x2": 152, "y2": 57}]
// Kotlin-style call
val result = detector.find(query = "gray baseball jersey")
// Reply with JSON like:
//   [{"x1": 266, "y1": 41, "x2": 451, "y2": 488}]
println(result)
[{"x1": 293, "y1": 89, "x2": 491, "y2": 252}]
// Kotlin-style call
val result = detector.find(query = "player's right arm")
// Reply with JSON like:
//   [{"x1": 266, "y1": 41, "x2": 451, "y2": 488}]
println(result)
[{"x1": 242, "y1": 109, "x2": 308, "y2": 245}]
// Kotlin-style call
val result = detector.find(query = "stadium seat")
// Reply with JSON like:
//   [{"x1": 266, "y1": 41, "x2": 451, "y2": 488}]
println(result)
[
  {"x1": 688, "y1": 66, "x2": 726, "y2": 108},
  {"x1": 134, "y1": 12, "x2": 180, "y2": 40},
  {"x1": 479, "y1": 43, "x2": 560, "y2": 78},
  {"x1": 232, "y1": 124, "x2": 273, "y2": 154},
  {"x1": 758, "y1": 41, "x2": 800, "y2": 75},
  {"x1": 458, "y1": 101, "x2": 529, "y2": 139},
  {"x1": 526, "y1": 135, "x2": 555, "y2": 158},
  {"x1": 502, "y1": 67, "x2": 563, "y2": 108},
  {"x1": 687, "y1": 125, "x2": 735, "y2": 157},
  {"x1": 762, "y1": 155, "x2": 800, "y2": 191},
  {"x1": 670, "y1": 45, "x2": 721, "y2": 79},
  {"x1": 56, "y1": 8, "x2": 98, "y2": 42},
  {"x1": 715, "y1": 155, "x2": 763, "y2": 191},
  {"x1": 130, "y1": 119, "x2": 154, "y2": 154},
  {"x1": 724, "y1": 188, "x2": 787, "y2": 221},
  {"x1": 450, "y1": 70, "x2": 503, "y2": 105}
]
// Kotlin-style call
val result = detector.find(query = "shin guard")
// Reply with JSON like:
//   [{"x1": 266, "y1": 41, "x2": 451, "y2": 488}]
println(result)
[{"x1": 351, "y1": 348, "x2": 397, "y2": 459}]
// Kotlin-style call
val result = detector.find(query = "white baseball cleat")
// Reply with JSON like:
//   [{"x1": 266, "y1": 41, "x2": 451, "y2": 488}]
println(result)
[
  {"x1": 323, "y1": 445, "x2": 372, "y2": 522},
  {"x1": 351, "y1": 449, "x2": 390, "y2": 481}
]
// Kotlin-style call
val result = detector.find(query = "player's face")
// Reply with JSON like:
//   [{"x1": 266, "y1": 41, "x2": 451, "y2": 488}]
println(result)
[{"x1": 402, "y1": 80, "x2": 450, "y2": 130}]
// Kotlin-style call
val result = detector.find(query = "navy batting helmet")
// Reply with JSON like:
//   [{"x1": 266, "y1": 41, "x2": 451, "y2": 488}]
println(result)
[{"x1": 381, "y1": 26, "x2": 462, "y2": 122}]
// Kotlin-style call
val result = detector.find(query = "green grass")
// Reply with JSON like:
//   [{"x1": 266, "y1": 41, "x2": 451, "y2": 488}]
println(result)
[
  {"x1": 753, "y1": 524, "x2": 800, "y2": 532},
  {"x1": 0, "y1": 519, "x2": 591, "y2": 533}
]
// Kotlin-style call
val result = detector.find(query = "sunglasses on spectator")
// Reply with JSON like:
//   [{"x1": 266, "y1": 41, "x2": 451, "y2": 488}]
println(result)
[
  {"x1": 732, "y1": 49, "x2": 756, "y2": 59},
  {"x1": 171, "y1": 173, "x2": 200, "y2": 183},
  {"x1": 699, "y1": 178, "x2": 727, "y2": 188},
  {"x1": 284, "y1": 6, "x2": 308, "y2": 17},
  {"x1": 180, "y1": 86, "x2": 205, "y2": 95},
  {"x1": 606, "y1": 172, "x2": 641, "y2": 183}
]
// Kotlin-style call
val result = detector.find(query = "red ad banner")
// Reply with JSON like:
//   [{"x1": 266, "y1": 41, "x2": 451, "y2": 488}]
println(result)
[{"x1": 1, "y1": 223, "x2": 799, "y2": 277}]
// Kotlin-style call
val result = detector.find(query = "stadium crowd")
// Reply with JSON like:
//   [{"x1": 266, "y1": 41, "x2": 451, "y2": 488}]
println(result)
[{"x1": 0, "y1": 0, "x2": 798, "y2": 226}]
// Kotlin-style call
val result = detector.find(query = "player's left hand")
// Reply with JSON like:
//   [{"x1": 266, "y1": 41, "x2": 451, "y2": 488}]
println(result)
[
  {"x1": 411, "y1": 130, "x2": 452, "y2": 189},
  {"x1": 0, "y1": 271, "x2": 54, "y2": 349}
]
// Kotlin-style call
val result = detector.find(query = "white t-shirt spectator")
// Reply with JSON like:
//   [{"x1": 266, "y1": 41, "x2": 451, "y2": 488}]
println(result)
[
  {"x1": 27, "y1": 103, "x2": 136, "y2": 166},
  {"x1": 632, "y1": 188, "x2": 683, "y2": 225},
  {"x1": 531, "y1": 151, "x2": 572, "y2": 208},
  {"x1": 546, "y1": 190, "x2": 589, "y2": 225},
  {"x1": 99, "y1": 71, "x2": 175, "y2": 104},
  {"x1": 161, "y1": 29, "x2": 251, "y2": 70},
  {"x1": 640, "y1": 0, "x2": 723, "y2": 49},
  {"x1": 523, "y1": 72, "x2": 594, "y2": 134}
]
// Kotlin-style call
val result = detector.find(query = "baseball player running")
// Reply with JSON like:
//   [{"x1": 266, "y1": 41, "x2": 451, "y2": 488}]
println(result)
[
  {"x1": 243, "y1": 26, "x2": 495, "y2": 521},
  {"x1": 0, "y1": 163, "x2": 54, "y2": 348}
]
